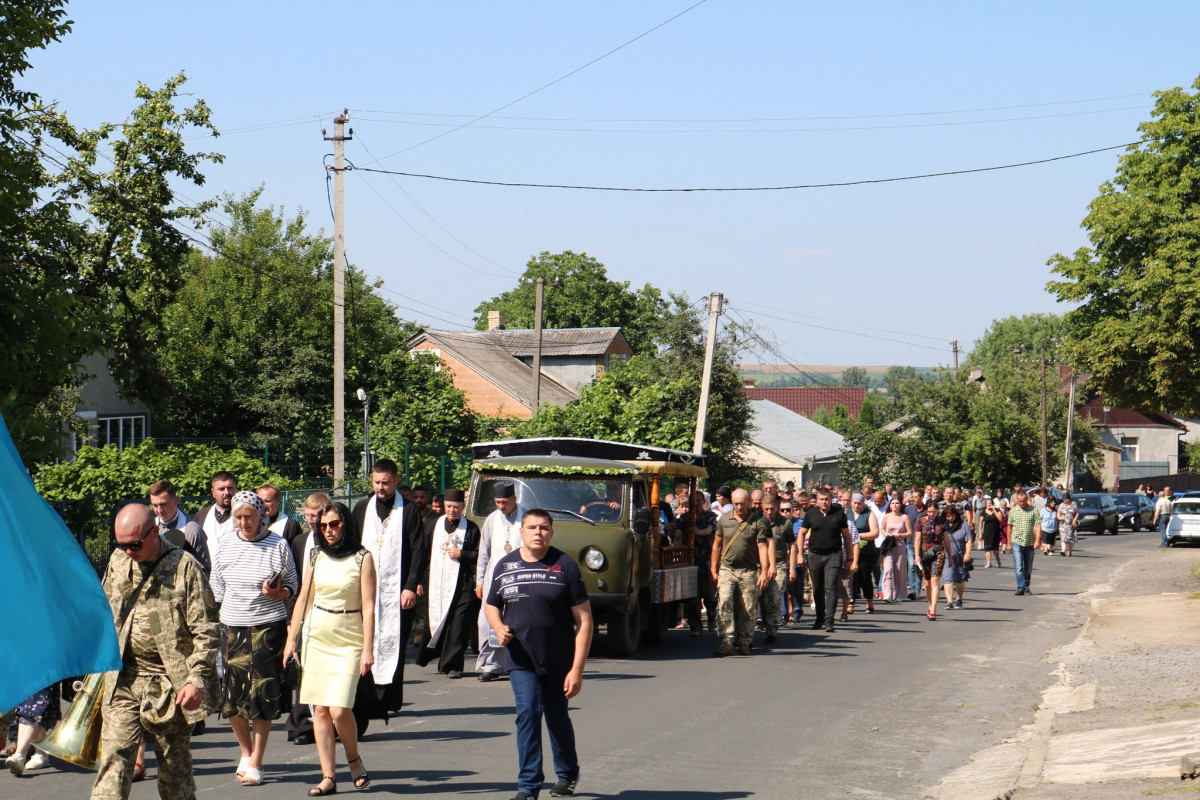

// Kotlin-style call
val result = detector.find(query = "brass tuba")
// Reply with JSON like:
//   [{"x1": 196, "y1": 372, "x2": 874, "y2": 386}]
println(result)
[{"x1": 34, "y1": 673, "x2": 105, "y2": 770}]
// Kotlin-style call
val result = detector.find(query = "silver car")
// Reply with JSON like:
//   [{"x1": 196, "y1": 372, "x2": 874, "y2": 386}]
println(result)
[{"x1": 1166, "y1": 498, "x2": 1200, "y2": 546}]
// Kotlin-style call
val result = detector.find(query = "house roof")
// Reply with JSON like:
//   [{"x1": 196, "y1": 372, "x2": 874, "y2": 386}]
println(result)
[
  {"x1": 742, "y1": 387, "x2": 867, "y2": 418},
  {"x1": 410, "y1": 330, "x2": 577, "y2": 410},
  {"x1": 1077, "y1": 396, "x2": 1188, "y2": 430},
  {"x1": 748, "y1": 399, "x2": 846, "y2": 464},
  {"x1": 489, "y1": 328, "x2": 628, "y2": 357}
]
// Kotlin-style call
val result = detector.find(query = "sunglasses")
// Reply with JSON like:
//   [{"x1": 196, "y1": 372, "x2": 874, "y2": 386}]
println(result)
[
  {"x1": 319, "y1": 519, "x2": 344, "y2": 531},
  {"x1": 116, "y1": 525, "x2": 156, "y2": 553}
]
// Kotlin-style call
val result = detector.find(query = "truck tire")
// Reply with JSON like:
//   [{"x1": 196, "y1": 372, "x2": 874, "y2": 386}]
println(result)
[
  {"x1": 643, "y1": 602, "x2": 669, "y2": 644},
  {"x1": 607, "y1": 598, "x2": 641, "y2": 657}
]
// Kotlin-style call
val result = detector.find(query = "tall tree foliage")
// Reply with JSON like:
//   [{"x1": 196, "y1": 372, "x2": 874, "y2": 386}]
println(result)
[
  {"x1": 149, "y1": 191, "x2": 404, "y2": 439},
  {"x1": 1048, "y1": 75, "x2": 1200, "y2": 415},
  {"x1": 472, "y1": 251, "x2": 667, "y2": 355},
  {"x1": 0, "y1": 2, "x2": 222, "y2": 464},
  {"x1": 510, "y1": 294, "x2": 754, "y2": 485}
]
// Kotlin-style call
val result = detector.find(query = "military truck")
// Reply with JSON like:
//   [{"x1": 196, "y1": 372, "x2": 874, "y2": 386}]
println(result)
[{"x1": 467, "y1": 437, "x2": 708, "y2": 656}]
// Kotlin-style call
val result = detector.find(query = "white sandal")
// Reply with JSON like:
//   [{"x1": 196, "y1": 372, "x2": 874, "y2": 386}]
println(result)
[{"x1": 240, "y1": 766, "x2": 264, "y2": 786}]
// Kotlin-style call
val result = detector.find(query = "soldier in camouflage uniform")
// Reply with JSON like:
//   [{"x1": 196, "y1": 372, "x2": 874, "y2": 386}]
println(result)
[
  {"x1": 709, "y1": 489, "x2": 770, "y2": 657},
  {"x1": 92, "y1": 503, "x2": 219, "y2": 800},
  {"x1": 759, "y1": 494, "x2": 795, "y2": 644}
]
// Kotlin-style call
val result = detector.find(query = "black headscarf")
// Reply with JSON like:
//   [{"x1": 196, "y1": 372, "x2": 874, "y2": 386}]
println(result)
[{"x1": 316, "y1": 502, "x2": 363, "y2": 559}]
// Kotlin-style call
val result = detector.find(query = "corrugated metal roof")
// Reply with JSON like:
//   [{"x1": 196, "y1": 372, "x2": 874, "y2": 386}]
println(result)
[
  {"x1": 742, "y1": 387, "x2": 867, "y2": 418},
  {"x1": 489, "y1": 328, "x2": 625, "y2": 357},
  {"x1": 414, "y1": 331, "x2": 577, "y2": 409},
  {"x1": 748, "y1": 399, "x2": 846, "y2": 464}
]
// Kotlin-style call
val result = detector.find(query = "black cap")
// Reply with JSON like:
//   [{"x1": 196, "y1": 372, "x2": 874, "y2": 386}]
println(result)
[
  {"x1": 715, "y1": 485, "x2": 733, "y2": 499},
  {"x1": 444, "y1": 488, "x2": 465, "y2": 503},
  {"x1": 493, "y1": 480, "x2": 516, "y2": 499}
]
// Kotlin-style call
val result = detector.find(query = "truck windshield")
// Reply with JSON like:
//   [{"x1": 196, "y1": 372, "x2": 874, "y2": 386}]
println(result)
[{"x1": 473, "y1": 474, "x2": 627, "y2": 522}]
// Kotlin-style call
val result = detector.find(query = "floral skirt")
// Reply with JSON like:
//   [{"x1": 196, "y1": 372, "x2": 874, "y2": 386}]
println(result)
[
  {"x1": 221, "y1": 620, "x2": 291, "y2": 721},
  {"x1": 10, "y1": 684, "x2": 61, "y2": 732}
]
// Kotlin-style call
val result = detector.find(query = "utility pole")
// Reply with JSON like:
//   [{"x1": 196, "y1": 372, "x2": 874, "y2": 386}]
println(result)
[
  {"x1": 951, "y1": 339, "x2": 960, "y2": 370},
  {"x1": 1064, "y1": 371, "x2": 1077, "y2": 493},
  {"x1": 532, "y1": 278, "x2": 546, "y2": 411},
  {"x1": 325, "y1": 110, "x2": 351, "y2": 486},
  {"x1": 1040, "y1": 348, "x2": 1049, "y2": 490},
  {"x1": 693, "y1": 292, "x2": 724, "y2": 455}
]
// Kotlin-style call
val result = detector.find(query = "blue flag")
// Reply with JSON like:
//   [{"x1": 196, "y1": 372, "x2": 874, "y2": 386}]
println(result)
[{"x1": 0, "y1": 413, "x2": 121, "y2": 714}]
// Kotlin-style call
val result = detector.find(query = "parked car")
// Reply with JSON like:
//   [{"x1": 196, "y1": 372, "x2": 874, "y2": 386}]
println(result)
[
  {"x1": 1166, "y1": 497, "x2": 1200, "y2": 546},
  {"x1": 1114, "y1": 492, "x2": 1155, "y2": 531},
  {"x1": 1073, "y1": 493, "x2": 1119, "y2": 534}
]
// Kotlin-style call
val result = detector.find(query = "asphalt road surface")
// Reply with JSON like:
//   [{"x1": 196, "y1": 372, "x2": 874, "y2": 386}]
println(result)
[{"x1": 11, "y1": 531, "x2": 1155, "y2": 799}]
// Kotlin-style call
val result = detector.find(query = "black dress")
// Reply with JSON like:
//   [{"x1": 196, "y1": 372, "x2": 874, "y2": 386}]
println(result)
[{"x1": 980, "y1": 511, "x2": 1002, "y2": 551}]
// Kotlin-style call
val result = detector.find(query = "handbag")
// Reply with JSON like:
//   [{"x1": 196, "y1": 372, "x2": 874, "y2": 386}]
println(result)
[{"x1": 921, "y1": 548, "x2": 938, "y2": 567}]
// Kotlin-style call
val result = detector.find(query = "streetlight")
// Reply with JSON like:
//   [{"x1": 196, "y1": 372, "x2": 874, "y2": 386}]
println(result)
[{"x1": 356, "y1": 388, "x2": 372, "y2": 476}]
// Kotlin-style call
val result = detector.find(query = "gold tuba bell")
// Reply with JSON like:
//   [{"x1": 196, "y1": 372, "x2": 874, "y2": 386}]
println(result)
[{"x1": 34, "y1": 673, "x2": 105, "y2": 770}]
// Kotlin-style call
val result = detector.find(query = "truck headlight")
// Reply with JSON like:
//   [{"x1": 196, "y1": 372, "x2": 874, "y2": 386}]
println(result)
[{"x1": 582, "y1": 547, "x2": 606, "y2": 571}]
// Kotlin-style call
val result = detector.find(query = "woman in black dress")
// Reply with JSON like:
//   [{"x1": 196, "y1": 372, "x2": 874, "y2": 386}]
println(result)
[{"x1": 979, "y1": 498, "x2": 1003, "y2": 568}]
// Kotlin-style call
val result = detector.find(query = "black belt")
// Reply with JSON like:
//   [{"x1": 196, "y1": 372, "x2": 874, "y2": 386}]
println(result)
[{"x1": 315, "y1": 605, "x2": 361, "y2": 614}]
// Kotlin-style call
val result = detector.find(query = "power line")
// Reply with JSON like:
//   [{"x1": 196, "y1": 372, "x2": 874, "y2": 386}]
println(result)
[
  {"x1": 351, "y1": 104, "x2": 1144, "y2": 135},
  {"x1": 360, "y1": 0, "x2": 709, "y2": 165},
  {"x1": 348, "y1": 140, "x2": 1137, "y2": 192},
  {"x1": 730, "y1": 302, "x2": 953, "y2": 353},
  {"x1": 734, "y1": 298, "x2": 950, "y2": 342},
  {"x1": 350, "y1": 91, "x2": 1150, "y2": 124},
  {"x1": 354, "y1": 133, "x2": 518, "y2": 276}
]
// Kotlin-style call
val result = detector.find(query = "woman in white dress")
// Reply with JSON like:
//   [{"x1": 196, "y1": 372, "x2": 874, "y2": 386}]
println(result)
[{"x1": 284, "y1": 503, "x2": 377, "y2": 796}]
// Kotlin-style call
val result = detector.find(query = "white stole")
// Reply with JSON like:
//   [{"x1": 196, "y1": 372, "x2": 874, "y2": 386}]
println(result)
[
  {"x1": 482, "y1": 507, "x2": 525, "y2": 592},
  {"x1": 363, "y1": 495, "x2": 405, "y2": 684},
  {"x1": 268, "y1": 513, "x2": 291, "y2": 536},
  {"x1": 201, "y1": 505, "x2": 235, "y2": 548},
  {"x1": 426, "y1": 515, "x2": 468, "y2": 648}
]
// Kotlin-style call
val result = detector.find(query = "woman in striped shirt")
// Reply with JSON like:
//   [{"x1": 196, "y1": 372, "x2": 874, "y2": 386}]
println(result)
[{"x1": 211, "y1": 490, "x2": 299, "y2": 786}]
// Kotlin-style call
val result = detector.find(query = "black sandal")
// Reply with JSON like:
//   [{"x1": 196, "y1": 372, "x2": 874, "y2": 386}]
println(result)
[
  {"x1": 348, "y1": 756, "x2": 370, "y2": 790},
  {"x1": 308, "y1": 776, "x2": 337, "y2": 796}
]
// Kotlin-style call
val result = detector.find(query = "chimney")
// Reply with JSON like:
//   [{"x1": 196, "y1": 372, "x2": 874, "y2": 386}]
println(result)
[
  {"x1": 744, "y1": 377, "x2": 757, "y2": 388},
  {"x1": 487, "y1": 310, "x2": 506, "y2": 331}
]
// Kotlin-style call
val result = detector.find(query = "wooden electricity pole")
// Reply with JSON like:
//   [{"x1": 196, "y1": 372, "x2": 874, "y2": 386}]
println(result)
[{"x1": 693, "y1": 292, "x2": 724, "y2": 455}]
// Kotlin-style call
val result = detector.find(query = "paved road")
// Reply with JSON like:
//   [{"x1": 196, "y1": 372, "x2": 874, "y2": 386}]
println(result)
[{"x1": 11, "y1": 531, "x2": 1155, "y2": 799}]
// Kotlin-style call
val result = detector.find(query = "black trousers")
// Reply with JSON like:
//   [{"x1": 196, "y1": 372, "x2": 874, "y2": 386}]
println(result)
[
  {"x1": 808, "y1": 550, "x2": 843, "y2": 626},
  {"x1": 685, "y1": 562, "x2": 718, "y2": 630},
  {"x1": 416, "y1": 586, "x2": 480, "y2": 673}
]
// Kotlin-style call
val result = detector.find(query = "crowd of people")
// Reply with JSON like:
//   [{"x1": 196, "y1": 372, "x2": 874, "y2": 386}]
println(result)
[
  {"x1": 653, "y1": 478, "x2": 1168, "y2": 651},
  {"x1": 3, "y1": 463, "x2": 1172, "y2": 799}
]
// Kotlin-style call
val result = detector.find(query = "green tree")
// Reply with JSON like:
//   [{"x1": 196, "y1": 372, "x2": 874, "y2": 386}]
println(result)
[
  {"x1": 147, "y1": 191, "x2": 403, "y2": 439},
  {"x1": 0, "y1": 8, "x2": 223, "y2": 466},
  {"x1": 472, "y1": 251, "x2": 667, "y2": 355},
  {"x1": 1047, "y1": 75, "x2": 1200, "y2": 415},
  {"x1": 839, "y1": 366, "x2": 870, "y2": 387},
  {"x1": 510, "y1": 294, "x2": 754, "y2": 485}
]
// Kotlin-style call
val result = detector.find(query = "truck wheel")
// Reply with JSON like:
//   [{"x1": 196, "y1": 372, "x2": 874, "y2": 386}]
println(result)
[
  {"x1": 643, "y1": 602, "x2": 669, "y2": 644},
  {"x1": 607, "y1": 599, "x2": 641, "y2": 657}
]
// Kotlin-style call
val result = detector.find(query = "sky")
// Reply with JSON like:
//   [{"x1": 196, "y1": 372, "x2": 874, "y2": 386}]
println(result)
[{"x1": 24, "y1": 1, "x2": 1200, "y2": 368}]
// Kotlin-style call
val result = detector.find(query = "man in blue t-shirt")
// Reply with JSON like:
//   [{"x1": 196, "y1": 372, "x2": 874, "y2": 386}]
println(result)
[{"x1": 485, "y1": 509, "x2": 593, "y2": 800}]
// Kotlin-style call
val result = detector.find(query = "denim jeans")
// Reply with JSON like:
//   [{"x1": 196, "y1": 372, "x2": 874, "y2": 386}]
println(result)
[
  {"x1": 906, "y1": 540, "x2": 923, "y2": 596},
  {"x1": 509, "y1": 668, "x2": 579, "y2": 797},
  {"x1": 1160, "y1": 515, "x2": 1172, "y2": 547},
  {"x1": 1012, "y1": 544, "x2": 1035, "y2": 591}
]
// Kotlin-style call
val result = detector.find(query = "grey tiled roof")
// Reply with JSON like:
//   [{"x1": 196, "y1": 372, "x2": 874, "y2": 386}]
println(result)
[
  {"x1": 748, "y1": 399, "x2": 846, "y2": 464},
  {"x1": 489, "y1": 328, "x2": 625, "y2": 357}
]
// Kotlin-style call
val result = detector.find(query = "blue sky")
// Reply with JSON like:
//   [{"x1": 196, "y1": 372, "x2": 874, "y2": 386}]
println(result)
[{"x1": 26, "y1": 1, "x2": 1200, "y2": 367}]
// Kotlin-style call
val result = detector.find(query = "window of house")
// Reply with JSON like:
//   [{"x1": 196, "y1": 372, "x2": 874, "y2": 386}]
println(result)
[
  {"x1": 411, "y1": 348, "x2": 442, "y2": 371},
  {"x1": 98, "y1": 415, "x2": 147, "y2": 449},
  {"x1": 1119, "y1": 436, "x2": 1139, "y2": 462}
]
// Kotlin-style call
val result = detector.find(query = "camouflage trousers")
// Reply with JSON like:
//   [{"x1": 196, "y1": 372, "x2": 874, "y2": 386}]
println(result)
[
  {"x1": 717, "y1": 567, "x2": 760, "y2": 647},
  {"x1": 92, "y1": 674, "x2": 195, "y2": 800},
  {"x1": 760, "y1": 564, "x2": 789, "y2": 634}
]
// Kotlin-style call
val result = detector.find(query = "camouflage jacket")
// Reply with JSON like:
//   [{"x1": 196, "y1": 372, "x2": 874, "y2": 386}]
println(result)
[{"x1": 102, "y1": 539, "x2": 220, "y2": 723}]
